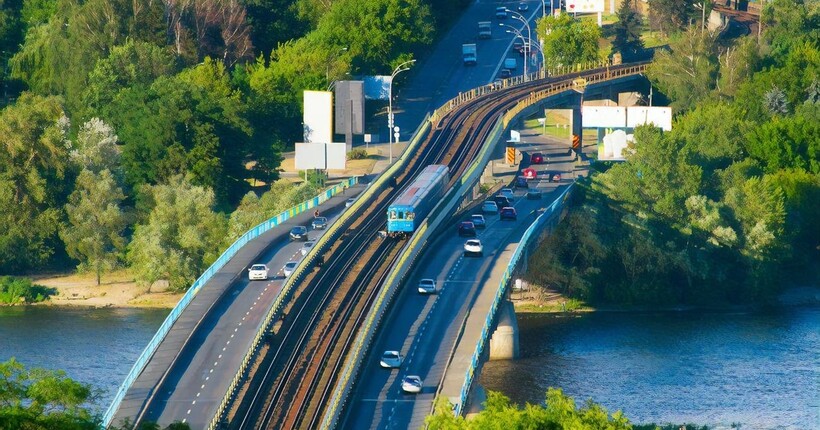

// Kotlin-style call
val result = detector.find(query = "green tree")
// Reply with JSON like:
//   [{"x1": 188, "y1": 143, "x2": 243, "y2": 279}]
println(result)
[
  {"x1": 611, "y1": 0, "x2": 644, "y2": 62},
  {"x1": 71, "y1": 117, "x2": 123, "y2": 178},
  {"x1": 646, "y1": 26, "x2": 718, "y2": 112},
  {"x1": 60, "y1": 169, "x2": 127, "y2": 285},
  {"x1": 226, "y1": 180, "x2": 318, "y2": 241},
  {"x1": 128, "y1": 175, "x2": 227, "y2": 291},
  {"x1": 0, "y1": 358, "x2": 99, "y2": 429},
  {"x1": 647, "y1": 0, "x2": 695, "y2": 35},
  {"x1": 537, "y1": 12, "x2": 602, "y2": 67},
  {"x1": 761, "y1": 0, "x2": 820, "y2": 58}
]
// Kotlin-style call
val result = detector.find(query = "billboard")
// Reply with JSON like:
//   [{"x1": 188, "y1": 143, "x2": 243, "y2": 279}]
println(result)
[
  {"x1": 294, "y1": 142, "x2": 347, "y2": 170},
  {"x1": 627, "y1": 106, "x2": 672, "y2": 131},
  {"x1": 303, "y1": 91, "x2": 333, "y2": 143},
  {"x1": 334, "y1": 81, "x2": 365, "y2": 135},
  {"x1": 597, "y1": 129, "x2": 633, "y2": 161},
  {"x1": 582, "y1": 106, "x2": 626, "y2": 128},
  {"x1": 363, "y1": 75, "x2": 391, "y2": 100},
  {"x1": 565, "y1": 0, "x2": 605, "y2": 13}
]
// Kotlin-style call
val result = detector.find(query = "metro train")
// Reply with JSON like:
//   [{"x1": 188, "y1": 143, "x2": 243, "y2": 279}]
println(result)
[{"x1": 386, "y1": 164, "x2": 450, "y2": 236}]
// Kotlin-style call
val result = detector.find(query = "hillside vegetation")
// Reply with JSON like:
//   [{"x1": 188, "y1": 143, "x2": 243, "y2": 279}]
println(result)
[{"x1": 528, "y1": 0, "x2": 819, "y2": 306}]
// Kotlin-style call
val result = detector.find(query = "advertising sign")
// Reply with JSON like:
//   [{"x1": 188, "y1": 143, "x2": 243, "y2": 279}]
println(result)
[
  {"x1": 565, "y1": 0, "x2": 605, "y2": 13},
  {"x1": 334, "y1": 81, "x2": 365, "y2": 135},
  {"x1": 582, "y1": 106, "x2": 627, "y2": 128},
  {"x1": 303, "y1": 91, "x2": 333, "y2": 143},
  {"x1": 295, "y1": 142, "x2": 347, "y2": 170},
  {"x1": 626, "y1": 106, "x2": 673, "y2": 131}
]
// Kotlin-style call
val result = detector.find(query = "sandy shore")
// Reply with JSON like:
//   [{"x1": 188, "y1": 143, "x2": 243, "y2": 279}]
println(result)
[{"x1": 31, "y1": 271, "x2": 183, "y2": 308}]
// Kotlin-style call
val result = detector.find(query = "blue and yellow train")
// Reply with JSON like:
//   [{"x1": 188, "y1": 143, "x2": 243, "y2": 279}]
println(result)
[{"x1": 387, "y1": 164, "x2": 450, "y2": 236}]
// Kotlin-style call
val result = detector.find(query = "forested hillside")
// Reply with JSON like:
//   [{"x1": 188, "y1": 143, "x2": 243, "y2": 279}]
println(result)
[
  {"x1": 0, "y1": 0, "x2": 469, "y2": 286},
  {"x1": 529, "y1": 0, "x2": 819, "y2": 306}
]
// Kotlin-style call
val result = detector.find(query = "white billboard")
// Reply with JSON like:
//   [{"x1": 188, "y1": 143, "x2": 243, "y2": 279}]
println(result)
[
  {"x1": 627, "y1": 106, "x2": 672, "y2": 131},
  {"x1": 565, "y1": 0, "x2": 605, "y2": 13},
  {"x1": 598, "y1": 129, "x2": 633, "y2": 161},
  {"x1": 295, "y1": 142, "x2": 347, "y2": 170},
  {"x1": 582, "y1": 106, "x2": 626, "y2": 128},
  {"x1": 303, "y1": 91, "x2": 333, "y2": 143}
]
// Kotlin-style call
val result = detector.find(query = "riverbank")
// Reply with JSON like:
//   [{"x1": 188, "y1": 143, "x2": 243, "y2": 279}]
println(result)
[
  {"x1": 30, "y1": 271, "x2": 182, "y2": 308},
  {"x1": 513, "y1": 283, "x2": 820, "y2": 314}
]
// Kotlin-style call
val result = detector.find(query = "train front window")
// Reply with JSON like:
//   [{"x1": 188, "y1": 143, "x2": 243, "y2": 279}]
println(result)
[
  {"x1": 390, "y1": 210, "x2": 397, "y2": 219},
  {"x1": 398, "y1": 212, "x2": 405, "y2": 219},
  {"x1": 408, "y1": 212, "x2": 415, "y2": 220}
]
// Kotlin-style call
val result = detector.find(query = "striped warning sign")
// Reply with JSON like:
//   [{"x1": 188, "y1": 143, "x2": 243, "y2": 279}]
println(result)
[
  {"x1": 572, "y1": 134, "x2": 581, "y2": 149},
  {"x1": 506, "y1": 147, "x2": 516, "y2": 164}
]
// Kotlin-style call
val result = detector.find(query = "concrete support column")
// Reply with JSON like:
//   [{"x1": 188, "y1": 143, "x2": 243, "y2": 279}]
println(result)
[{"x1": 489, "y1": 300, "x2": 519, "y2": 360}]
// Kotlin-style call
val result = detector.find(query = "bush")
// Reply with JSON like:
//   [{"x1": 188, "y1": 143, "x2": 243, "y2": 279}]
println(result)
[
  {"x1": 0, "y1": 276, "x2": 56, "y2": 304},
  {"x1": 347, "y1": 148, "x2": 368, "y2": 160}
]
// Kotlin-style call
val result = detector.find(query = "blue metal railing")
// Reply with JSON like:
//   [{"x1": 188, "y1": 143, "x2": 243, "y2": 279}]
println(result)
[
  {"x1": 102, "y1": 178, "x2": 358, "y2": 427},
  {"x1": 454, "y1": 184, "x2": 573, "y2": 415}
]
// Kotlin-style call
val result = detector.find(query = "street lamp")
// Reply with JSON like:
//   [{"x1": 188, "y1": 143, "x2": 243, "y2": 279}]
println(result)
[
  {"x1": 388, "y1": 59, "x2": 416, "y2": 164},
  {"x1": 503, "y1": 9, "x2": 532, "y2": 80},
  {"x1": 500, "y1": 23, "x2": 529, "y2": 80}
]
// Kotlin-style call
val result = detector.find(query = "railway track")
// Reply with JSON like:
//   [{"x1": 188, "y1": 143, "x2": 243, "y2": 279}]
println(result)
[{"x1": 224, "y1": 67, "x2": 620, "y2": 430}]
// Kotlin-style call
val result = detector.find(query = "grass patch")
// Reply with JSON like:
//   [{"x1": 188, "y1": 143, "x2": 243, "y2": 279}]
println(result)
[{"x1": 0, "y1": 277, "x2": 56, "y2": 305}]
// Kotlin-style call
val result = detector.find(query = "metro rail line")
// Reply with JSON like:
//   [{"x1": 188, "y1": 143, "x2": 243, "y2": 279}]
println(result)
[{"x1": 222, "y1": 66, "x2": 620, "y2": 430}]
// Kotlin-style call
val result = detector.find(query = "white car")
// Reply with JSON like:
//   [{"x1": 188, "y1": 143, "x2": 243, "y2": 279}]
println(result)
[
  {"x1": 482, "y1": 200, "x2": 499, "y2": 215},
  {"x1": 499, "y1": 188, "x2": 515, "y2": 202},
  {"x1": 380, "y1": 350, "x2": 402, "y2": 368},
  {"x1": 418, "y1": 279, "x2": 436, "y2": 294},
  {"x1": 248, "y1": 264, "x2": 269, "y2": 281},
  {"x1": 345, "y1": 197, "x2": 357, "y2": 208},
  {"x1": 301, "y1": 241, "x2": 315, "y2": 256},
  {"x1": 401, "y1": 375, "x2": 423, "y2": 393},
  {"x1": 283, "y1": 261, "x2": 298, "y2": 278},
  {"x1": 464, "y1": 239, "x2": 483, "y2": 256}
]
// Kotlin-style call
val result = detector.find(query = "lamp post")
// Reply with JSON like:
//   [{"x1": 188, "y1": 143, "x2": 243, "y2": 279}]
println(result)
[
  {"x1": 503, "y1": 9, "x2": 532, "y2": 80},
  {"x1": 500, "y1": 23, "x2": 529, "y2": 79},
  {"x1": 388, "y1": 59, "x2": 416, "y2": 164}
]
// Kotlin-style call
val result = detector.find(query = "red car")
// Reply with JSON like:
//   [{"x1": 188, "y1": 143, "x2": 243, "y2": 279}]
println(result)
[
  {"x1": 458, "y1": 221, "x2": 476, "y2": 237},
  {"x1": 531, "y1": 152, "x2": 544, "y2": 164},
  {"x1": 500, "y1": 207, "x2": 517, "y2": 221},
  {"x1": 522, "y1": 168, "x2": 537, "y2": 180}
]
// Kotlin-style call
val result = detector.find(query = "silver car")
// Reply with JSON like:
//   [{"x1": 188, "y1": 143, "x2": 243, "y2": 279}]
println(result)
[
  {"x1": 482, "y1": 201, "x2": 499, "y2": 214},
  {"x1": 301, "y1": 241, "x2": 315, "y2": 256},
  {"x1": 418, "y1": 279, "x2": 436, "y2": 294},
  {"x1": 283, "y1": 261, "x2": 298, "y2": 278},
  {"x1": 380, "y1": 350, "x2": 402, "y2": 368},
  {"x1": 401, "y1": 375, "x2": 423, "y2": 393}
]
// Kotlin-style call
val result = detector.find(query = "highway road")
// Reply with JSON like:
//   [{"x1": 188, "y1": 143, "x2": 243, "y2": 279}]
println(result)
[
  {"x1": 342, "y1": 131, "x2": 578, "y2": 429},
  {"x1": 129, "y1": 185, "x2": 366, "y2": 429}
]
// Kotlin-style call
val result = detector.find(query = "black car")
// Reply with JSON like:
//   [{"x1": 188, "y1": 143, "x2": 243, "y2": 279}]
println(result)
[
  {"x1": 513, "y1": 176, "x2": 528, "y2": 189},
  {"x1": 289, "y1": 226, "x2": 308, "y2": 241},
  {"x1": 499, "y1": 68, "x2": 512, "y2": 79},
  {"x1": 493, "y1": 195, "x2": 512, "y2": 208},
  {"x1": 500, "y1": 207, "x2": 518, "y2": 221},
  {"x1": 531, "y1": 152, "x2": 544, "y2": 164},
  {"x1": 458, "y1": 221, "x2": 477, "y2": 237}
]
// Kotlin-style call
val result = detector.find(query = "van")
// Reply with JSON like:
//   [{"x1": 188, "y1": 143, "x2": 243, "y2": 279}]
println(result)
[{"x1": 504, "y1": 57, "x2": 517, "y2": 70}]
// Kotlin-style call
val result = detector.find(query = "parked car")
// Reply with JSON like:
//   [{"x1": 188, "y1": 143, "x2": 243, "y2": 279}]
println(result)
[
  {"x1": 248, "y1": 264, "x2": 269, "y2": 281},
  {"x1": 418, "y1": 278, "x2": 437, "y2": 294},
  {"x1": 495, "y1": 6, "x2": 508, "y2": 18},
  {"x1": 470, "y1": 214, "x2": 486, "y2": 229},
  {"x1": 289, "y1": 226, "x2": 308, "y2": 241},
  {"x1": 401, "y1": 375, "x2": 423, "y2": 393},
  {"x1": 283, "y1": 261, "x2": 298, "y2": 278},
  {"x1": 380, "y1": 350, "x2": 402, "y2": 368},
  {"x1": 526, "y1": 189, "x2": 542, "y2": 200},
  {"x1": 531, "y1": 152, "x2": 544, "y2": 164},
  {"x1": 500, "y1": 207, "x2": 518, "y2": 221},
  {"x1": 482, "y1": 200, "x2": 499, "y2": 215},
  {"x1": 522, "y1": 168, "x2": 537, "y2": 180},
  {"x1": 499, "y1": 68, "x2": 512, "y2": 79},
  {"x1": 499, "y1": 188, "x2": 515, "y2": 201},
  {"x1": 458, "y1": 221, "x2": 476, "y2": 237},
  {"x1": 311, "y1": 216, "x2": 328, "y2": 230},
  {"x1": 301, "y1": 241, "x2": 315, "y2": 256},
  {"x1": 518, "y1": 2, "x2": 529, "y2": 12},
  {"x1": 514, "y1": 176, "x2": 528, "y2": 189},
  {"x1": 464, "y1": 239, "x2": 483, "y2": 256}
]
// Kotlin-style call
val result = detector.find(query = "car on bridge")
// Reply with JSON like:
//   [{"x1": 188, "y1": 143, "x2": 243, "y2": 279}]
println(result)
[
  {"x1": 470, "y1": 214, "x2": 486, "y2": 229},
  {"x1": 311, "y1": 216, "x2": 328, "y2": 230},
  {"x1": 495, "y1": 6, "x2": 507, "y2": 18},
  {"x1": 464, "y1": 239, "x2": 483, "y2": 256},
  {"x1": 345, "y1": 197, "x2": 357, "y2": 208},
  {"x1": 514, "y1": 176, "x2": 529, "y2": 188},
  {"x1": 522, "y1": 167, "x2": 537, "y2": 180},
  {"x1": 500, "y1": 207, "x2": 518, "y2": 221},
  {"x1": 283, "y1": 261, "x2": 298, "y2": 278},
  {"x1": 458, "y1": 221, "x2": 476, "y2": 237},
  {"x1": 482, "y1": 200, "x2": 499, "y2": 215},
  {"x1": 526, "y1": 189, "x2": 542, "y2": 200},
  {"x1": 290, "y1": 226, "x2": 308, "y2": 241},
  {"x1": 517, "y1": 2, "x2": 528, "y2": 12},
  {"x1": 401, "y1": 375, "x2": 423, "y2": 393},
  {"x1": 248, "y1": 264, "x2": 269, "y2": 281},
  {"x1": 531, "y1": 152, "x2": 544, "y2": 164},
  {"x1": 418, "y1": 278, "x2": 436, "y2": 294},
  {"x1": 380, "y1": 350, "x2": 402, "y2": 368},
  {"x1": 500, "y1": 188, "x2": 515, "y2": 202}
]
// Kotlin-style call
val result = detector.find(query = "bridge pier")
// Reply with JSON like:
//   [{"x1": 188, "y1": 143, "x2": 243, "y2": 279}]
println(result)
[{"x1": 489, "y1": 300, "x2": 519, "y2": 360}]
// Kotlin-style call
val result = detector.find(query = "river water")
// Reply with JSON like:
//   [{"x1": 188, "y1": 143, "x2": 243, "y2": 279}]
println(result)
[
  {"x1": 480, "y1": 306, "x2": 820, "y2": 429},
  {"x1": 0, "y1": 306, "x2": 168, "y2": 414}
]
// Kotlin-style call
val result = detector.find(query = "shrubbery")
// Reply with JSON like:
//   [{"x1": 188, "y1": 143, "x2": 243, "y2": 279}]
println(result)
[
  {"x1": 0, "y1": 277, "x2": 54, "y2": 304},
  {"x1": 347, "y1": 148, "x2": 369, "y2": 160}
]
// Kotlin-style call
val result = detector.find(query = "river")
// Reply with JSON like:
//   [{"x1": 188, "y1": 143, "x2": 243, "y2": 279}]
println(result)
[
  {"x1": 480, "y1": 306, "x2": 820, "y2": 429},
  {"x1": 0, "y1": 306, "x2": 168, "y2": 414}
]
